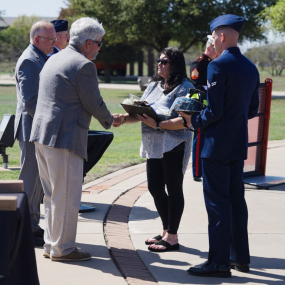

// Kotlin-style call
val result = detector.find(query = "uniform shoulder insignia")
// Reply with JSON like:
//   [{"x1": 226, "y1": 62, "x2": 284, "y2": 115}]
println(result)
[
  {"x1": 198, "y1": 56, "x2": 203, "y2": 62},
  {"x1": 191, "y1": 68, "x2": 199, "y2": 79}
]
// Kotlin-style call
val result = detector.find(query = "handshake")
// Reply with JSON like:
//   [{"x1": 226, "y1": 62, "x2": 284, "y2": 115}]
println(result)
[{"x1": 112, "y1": 113, "x2": 126, "y2": 128}]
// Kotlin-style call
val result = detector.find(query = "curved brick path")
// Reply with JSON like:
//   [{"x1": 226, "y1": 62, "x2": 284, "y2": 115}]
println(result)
[
  {"x1": 83, "y1": 164, "x2": 158, "y2": 284},
  {"x1": 105, "y1": 182, "x2": 157, "y2": 285},
  {"x1": 33, "y1": 140, "x2": 285, "y2": 285}
]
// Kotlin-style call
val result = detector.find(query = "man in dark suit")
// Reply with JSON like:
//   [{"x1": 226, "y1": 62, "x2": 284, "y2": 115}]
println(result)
[
  {"x1": 30, "y1": 17, "x2": 122, "y2": 262},
  {"x1": 48, "y1": 20, "x2": 69, "y2": 57},
  {"x1": 14, "y1": 21, "x2": 56, "y2": 246},
  {"x1": 190, "y1": 36, "x2": 217, "y2": 182},
  {"x1": 180, "y1": 14, "x2": 259, "y2": 277}
]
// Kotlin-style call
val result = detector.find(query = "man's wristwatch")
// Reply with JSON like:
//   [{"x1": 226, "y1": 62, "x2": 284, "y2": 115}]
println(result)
[{"x1": 156, "y1": 121, "x2": 161, "y2": 131}]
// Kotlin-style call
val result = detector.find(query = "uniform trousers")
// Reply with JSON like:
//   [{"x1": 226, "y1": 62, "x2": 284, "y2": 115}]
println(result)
[
  {"x1": 192, "y1": 129, "x2": 205, "y2": 178},
  {"x1": 202, "y1": 158, "x2": 250, "y2": 266},
  {"x1": 35, "y1": 143, "x2": 83, "y2": 257},
  {"x1": 18, "y1": 140, "x2": 43, "y2": 232},
  {"x1": 146, "y1": 147, "x2": 184, "y2": 235}
]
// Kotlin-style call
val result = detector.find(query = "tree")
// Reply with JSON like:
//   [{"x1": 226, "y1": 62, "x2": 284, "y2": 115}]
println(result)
[
  {"x1": 66, "y1": 0, "x2": 277, "y2": 79},
  {"x1": 260, "y1": 0, "x2": 285, "y2": 33},
  {"x1": 0, "y1": 16, "x2": 40, "y2": 62},
  {"x1": 69, "y1": 0, "x2": 278, "y2": 52},
  {"x1": 0, "y1": 10, "x2": 5, "y2": 24},
  {"x1": 245, "y1": 43, "x2": 285, "y2": 76}
]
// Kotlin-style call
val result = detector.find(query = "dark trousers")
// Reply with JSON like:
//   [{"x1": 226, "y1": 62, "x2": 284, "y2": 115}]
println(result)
[
  {"x1": 146, "y1": 148, "x2": 184, "y2": 235},
  {"x1": 202, "y1": 158, "x2": 250, "y2": 266},
  {"x1": 192, "y1": 129, "x2": 205, "y2": 178}
]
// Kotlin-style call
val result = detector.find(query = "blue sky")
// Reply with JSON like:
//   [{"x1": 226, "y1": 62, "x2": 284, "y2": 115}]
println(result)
[{"x1": 2, "y1": 0, "x2": 68, "y2": 17}]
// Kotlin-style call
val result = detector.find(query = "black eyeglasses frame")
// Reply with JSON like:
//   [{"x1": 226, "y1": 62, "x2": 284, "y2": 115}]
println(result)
[
  {"x1": 92, "y1": 40, "x2": 103, "y2": 48},
  {"x1": 157, "y1": 58, "x2": 169, "y2": 65}
]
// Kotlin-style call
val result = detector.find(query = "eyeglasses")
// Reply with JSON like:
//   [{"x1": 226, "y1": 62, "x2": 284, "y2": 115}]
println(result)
[
  {"x1": 38, "y1": 36, "x2": 58, "y2": 43},
  {"x1": 92, "y1": 40, "x2": 103, "y2": 48},
  {"x1": 157, "y1": 58, "x2": 169, "y2": 65}
]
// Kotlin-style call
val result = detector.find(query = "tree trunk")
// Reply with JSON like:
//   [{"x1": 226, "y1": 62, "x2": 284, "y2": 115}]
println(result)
[
  {"x1": 138, "y1": 50, "x2": 144, "y2": 76},
  {"x1": 129, "y1": 62, "x2": 134, "y2": 76},
  {"x1": 104, "y1": 61, "x2": 111, "y2": 83},
  {"x1": 147, "y1": 48, "x2": 154, "y2": 77}
]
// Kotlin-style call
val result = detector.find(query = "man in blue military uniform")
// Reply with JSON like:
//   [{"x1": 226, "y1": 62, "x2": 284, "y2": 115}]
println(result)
[
  {"x1": 48, "y1": 20, "x2": 69, "y2": 57},
  {"x1": 180, "y1": 14, "x2": 259, "y2": 277},
  {"x1": 190, "y1": 36, "x2": 217, "y2": 182}
]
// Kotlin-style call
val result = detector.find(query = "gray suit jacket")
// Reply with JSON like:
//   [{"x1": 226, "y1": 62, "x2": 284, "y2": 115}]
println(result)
[
  {"x1": 30, "y1": 44, "x2": 113, "y2": 160},
  {"x1": 14, "y1": 44, "x2": 46, "y2": 141}
]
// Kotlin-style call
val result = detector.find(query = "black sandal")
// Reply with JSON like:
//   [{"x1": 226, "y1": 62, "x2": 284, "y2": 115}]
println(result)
[
  {"x1": 145, "y1": 235, "x2": 162, "y2": 245},
  {"x1": 148, "y1": 240, "x2": 179, "y2": 252}
]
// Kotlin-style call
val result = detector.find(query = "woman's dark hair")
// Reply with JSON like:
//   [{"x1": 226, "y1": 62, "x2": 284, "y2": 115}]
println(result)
[{"x1": 155, "y1": 47, "x2": 189, "y2": 94}]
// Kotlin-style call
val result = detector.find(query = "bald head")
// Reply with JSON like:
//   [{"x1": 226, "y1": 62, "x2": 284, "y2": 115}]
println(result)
[
  {"x1": 30, "y1": 21, "x2": 57, "y2": 55},
  {"x1": 30, "y1": 21, "x2": 55, "y2": 43}
]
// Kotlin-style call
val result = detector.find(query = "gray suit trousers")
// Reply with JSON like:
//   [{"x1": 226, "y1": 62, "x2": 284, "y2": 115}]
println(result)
[{"x1": 19, "y1": 141, "x2": 43, "y2": 232}]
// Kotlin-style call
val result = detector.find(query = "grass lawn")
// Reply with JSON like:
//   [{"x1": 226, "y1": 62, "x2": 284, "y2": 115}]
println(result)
[
  {"x1": 259, "y1": 70, "x2": 285, "y2": 91},
  {"x1": 0, "y1": 86, "x2": 146, "y2": 182},
  {"x1": 0, "y1": 85, "x2": 285, "y2": 182}
]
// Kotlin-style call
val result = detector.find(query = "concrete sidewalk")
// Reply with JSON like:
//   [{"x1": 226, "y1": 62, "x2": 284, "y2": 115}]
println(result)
[{"x1": 34, "y1": 140, "x2": 285, "y2": 285}]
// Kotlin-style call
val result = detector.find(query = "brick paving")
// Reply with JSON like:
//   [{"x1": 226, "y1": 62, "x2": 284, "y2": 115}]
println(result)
[
  {"x1": 86, "y1": 165, "x2": 146, "y2": 194},
  {"x1": 104, "y1": 182, "x2": 157, "y2": 285},
  {"x1": 80, "y1": 162, "x2": 192, "y2": 284},
  {"x1": 81, "y1": 164, "x2": 158, "y2": 284}
]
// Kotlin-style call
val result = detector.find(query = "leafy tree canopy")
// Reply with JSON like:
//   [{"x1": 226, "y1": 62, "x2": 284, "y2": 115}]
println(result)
[
  {"x1": 0, "y1": 16, "x2": 40, "y2": 62},
  {"x1": 68, "y1": 0, "x2": 278, "y2": 52},
  {"x1": 260, "y1": 0, "x2": 285, "y2": 33},
  {"x1": 245, "y1": 42, "x2": 285, "y2": 76}
]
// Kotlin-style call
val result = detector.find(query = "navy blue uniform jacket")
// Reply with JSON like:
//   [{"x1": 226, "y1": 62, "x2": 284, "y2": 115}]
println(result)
[{"x1": 191, "y1": 47, "x2": 259, "y2": 160}]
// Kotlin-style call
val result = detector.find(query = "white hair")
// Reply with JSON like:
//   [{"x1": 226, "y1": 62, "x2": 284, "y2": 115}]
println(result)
[
  {"x1": 69, "y1": 17, "x2": 105, "y2": 47},
  {"x1": 30, "y1": 21, "x2": 54, "y2": 44}
]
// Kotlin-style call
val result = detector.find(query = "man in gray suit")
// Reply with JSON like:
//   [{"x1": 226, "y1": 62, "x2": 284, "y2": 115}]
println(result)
[
  {"x1": 14, "y1": 21, "x2": 57, "y2": 246},
  {"x1": 30, "y1": 17, "x2": 122, "y2": 262}
]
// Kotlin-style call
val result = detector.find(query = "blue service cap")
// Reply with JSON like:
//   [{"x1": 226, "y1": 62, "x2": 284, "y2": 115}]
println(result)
[
  {"x1": 50, "y1": 20, "x2": 68, "y2": 32},
  {"x1": 210, "y1": 14, "x2": 245, "y2": 33}
]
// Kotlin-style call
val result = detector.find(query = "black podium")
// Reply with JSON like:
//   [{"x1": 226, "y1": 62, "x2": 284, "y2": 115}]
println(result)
[
  {"x1": 0, "y1": 193, "x2": 39, "y2": 285},
  {"x1": 0, "y1": 114, "x2": 15, "y2": 169},
  {"x1": 79, "y1": 130, "x2": 114, "y2": 213}
]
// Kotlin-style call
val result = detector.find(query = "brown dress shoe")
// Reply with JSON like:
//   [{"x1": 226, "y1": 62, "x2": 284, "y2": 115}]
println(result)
[
  {"x1": 51, "y1": 248, "x2": 91, "y2": 262},
  {"x1": 43, "y1": 253, "x2": 50, "y2": 258}
]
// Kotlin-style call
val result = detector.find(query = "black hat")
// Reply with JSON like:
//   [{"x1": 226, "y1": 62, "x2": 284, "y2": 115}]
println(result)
[
  {"x1": 210, "y1": 14, "x2": 245, "y2": 33},
  {"x1": 51, "y1": 20, "x2": 68, "y2": 33}
]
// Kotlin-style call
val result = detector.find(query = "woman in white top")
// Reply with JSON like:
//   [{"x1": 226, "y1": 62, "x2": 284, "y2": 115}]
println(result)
[{"x1": 121, "y1": 47, "x2": 194, "y2": 252}]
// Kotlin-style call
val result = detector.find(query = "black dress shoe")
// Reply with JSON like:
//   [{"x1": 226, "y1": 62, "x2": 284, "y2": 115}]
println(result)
[
  {"x1": 33, "y1": 228, "x2": 44, "y2": 239},
  {"x1": 33, "y1": 236, "x2": 45, "y2": 247},
  {"x1": 230, "y1": 260, "x2": 250, "y2": 272},
  {"x1": 193, "y1": 176, "x2": 203, "y2": 182},
  {"x1": 188, "y1": 260, "x2": 231, "y2": 278}
]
